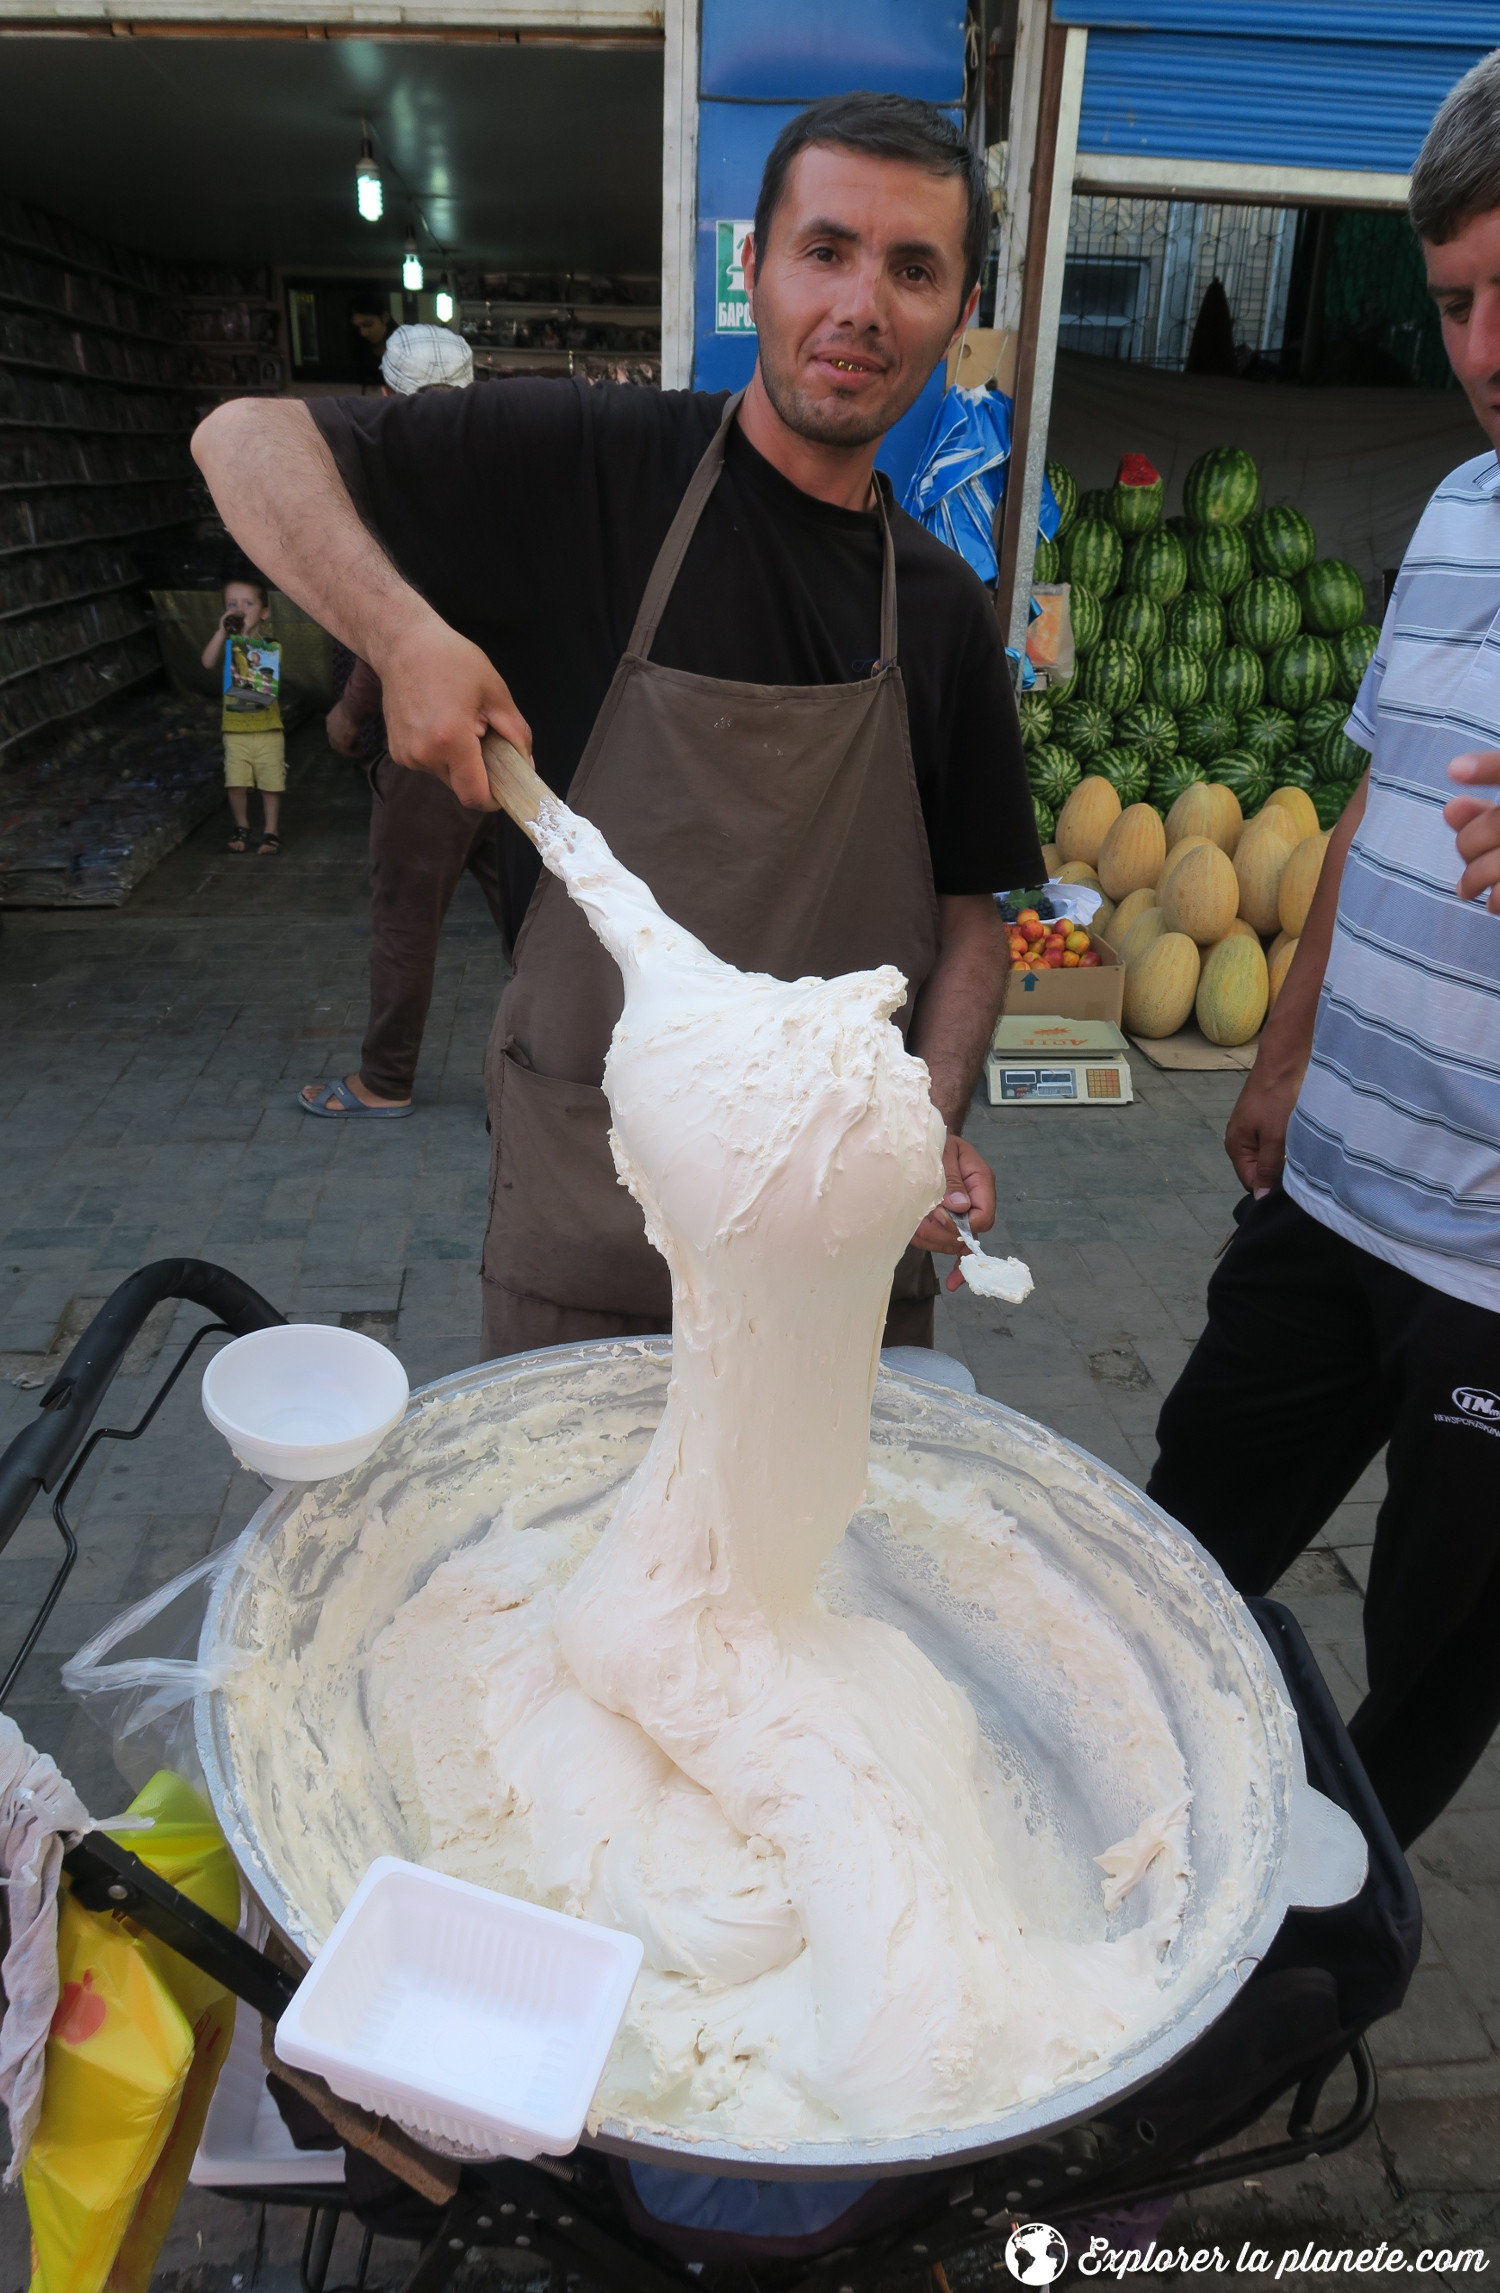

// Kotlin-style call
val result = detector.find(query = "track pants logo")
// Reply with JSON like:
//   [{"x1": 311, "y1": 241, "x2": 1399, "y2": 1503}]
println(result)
[{"x1": 1453, "y1": 1387, "x2": 1500, "y2": 1419}]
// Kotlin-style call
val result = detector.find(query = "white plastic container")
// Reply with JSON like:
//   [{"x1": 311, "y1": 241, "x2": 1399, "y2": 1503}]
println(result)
[
  {"x1": 202, "y1": 1324, "x2": 409, "y2": 1482},
  {"x1": 192, "y1": 2003, "x2": 345, "y2": 2188},
  {"x1": 273, "y1": 1858, "x2": 644, "y2": 2160}
]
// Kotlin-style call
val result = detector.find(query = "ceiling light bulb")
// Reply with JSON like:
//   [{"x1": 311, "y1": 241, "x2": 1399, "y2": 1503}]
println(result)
[
  {"x1": 435, "y1": 284, "x2": 454, "y2": 323},
  {"x1": 356, "y1": 128, "x2": 383, "y2": 223},
  {"x1": 402, "y1": 231, "x2": 423, "y2": 293}
]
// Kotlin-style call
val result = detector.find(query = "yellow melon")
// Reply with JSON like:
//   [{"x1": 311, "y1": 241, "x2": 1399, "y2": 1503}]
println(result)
[
  {"x1": 1196, "y1": 933, "x2": 1269, "y2": 1046},
  {"x1": 1056, "y1": 860, "x2": 1103, "y2": 889},
  {"x1": 1234, "y1": 822, "x2": 1293, "y2": 935},
  {"x1": 1115, "y1": 906, "x2": 1168, "y2": 966},
  {"x1": 1277, "y1": 830, "x2": 1331, "y2": 938},
  {"x1": 1165, "y1": 781, "x2": 1243, "y2": 857},
  {"x1": 1210, "y1": 917, "x2": 1260, "y2": 947},
  {"x1": 1055, "y1": 776, "x2": 1122, "y2": 866},
  {"x1": 1090, "y1": 893, "x2": 1117, "y2": 944},
  {"x1": 1123, "y1": 932, "x2": 1201, "y2": 1040},
  {"x1": 1265, "y1": 786, "x2": 1320, "y2": 843},
  {"x1": 1267, "y1": 935, "x2": 1300, "y2": 1012},
  {"x1": 1041, "y1": 842, "x2": 1061, "y2": 876},
  {"x1": 1100, "y1": 885, "x2": 1157, "y2": 949},
  {"x1": 1097, "y1": 803, "x2": 1168, "y2": 901},
  {"x1": 1158, "y1": 841, "x2": 1239, "y2": 945},
  {"x1": 1245, "y1": 803, "x2": 1301, "y2": 849},
  {"x1": 1156, "y1": 834, "x2": 1212, "y2": 897},
  {"x1": 1267, "y1": 927, "x2": 1293, "y2": 965}
]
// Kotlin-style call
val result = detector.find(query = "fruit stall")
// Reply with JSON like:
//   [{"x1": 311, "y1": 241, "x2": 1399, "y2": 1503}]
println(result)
[{"x1": 1017, "y1": 441, "x2": 1367, "y2": 1058}]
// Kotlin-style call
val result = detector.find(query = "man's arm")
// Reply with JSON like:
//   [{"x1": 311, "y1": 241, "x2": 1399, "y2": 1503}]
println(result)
[
  {"x1": 908, "y1": 893, "x2": 1009, "y2": 1279},
  {"x1": 191, "y1": 398, "x2": 527, "y2": 809},
  {"x1": 1224, "y1": 768, "x2": 1369, "y2": 1194}
]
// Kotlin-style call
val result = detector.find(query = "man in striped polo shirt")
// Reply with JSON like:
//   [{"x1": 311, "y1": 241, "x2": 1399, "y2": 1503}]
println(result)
[{"x1": 1149, "y1": 53, "x2": 1500, "y2": 1851}]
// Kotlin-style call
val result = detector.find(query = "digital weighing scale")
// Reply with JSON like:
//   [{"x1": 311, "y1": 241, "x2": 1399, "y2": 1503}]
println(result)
[{"x1": 985, "y1": 1016, "x2": 1134, "y2": 1107}]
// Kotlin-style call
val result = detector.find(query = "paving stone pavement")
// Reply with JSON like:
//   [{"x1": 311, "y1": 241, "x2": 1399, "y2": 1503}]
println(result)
[{"x1": 0, "y1": 733, "x2": 1497, "y2": 2287}]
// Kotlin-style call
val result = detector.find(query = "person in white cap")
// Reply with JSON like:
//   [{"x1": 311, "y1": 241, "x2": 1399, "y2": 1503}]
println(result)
[
  {"x1": 303, "y1": 319, "x2": 511, "y2": 1120},
  {"x1": 380, "y1": 323, "x2": 475, "y2": 395}
]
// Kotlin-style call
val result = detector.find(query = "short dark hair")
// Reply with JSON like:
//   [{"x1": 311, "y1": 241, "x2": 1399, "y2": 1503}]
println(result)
[
  {"x1": 753, "y1": 92, "x2": 989, "y2": 307},
  {"x1": 351, "y1": 287, "x2": 390, "y2": 318},
  {"x1": 1410, "y1": 48, "x2": 1500, "y2": 244},
  {"x1": 224, "y1": 569, "x2": 270, "y2": 608}
]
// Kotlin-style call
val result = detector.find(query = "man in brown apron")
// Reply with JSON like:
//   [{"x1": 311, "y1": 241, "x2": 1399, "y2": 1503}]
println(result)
[{"x1": 192, "y1": 93, "x2": 1043, "y2": 1354}]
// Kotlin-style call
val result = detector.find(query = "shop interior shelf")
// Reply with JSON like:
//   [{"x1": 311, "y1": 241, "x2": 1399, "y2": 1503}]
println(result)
[
  {"x1": 0, "y1": 511, "x2": 196, "y2": 559},
  {"x1": 0, "y1": 474, "x2": 184, "y2": 495},
  {"x1": 0, "y1": 655, "x2": 161, "y2": 754},
  {"x1": 0, "y1": 228, "x2": 177, "y2": 309},
  {"x1": 0, "y1": 284, "x2": 182, "y2": 351},
  {"x1": 0, "y1": 577, "x2": 145, "y2": 626},
  {"x1": 460, "y1": 302, "x2": 662, "y2": 327},
  {"x1": 0, "y1": 618, "x2": 153, "y2": 691},
  {"x1": 0, "y1": 415, "x2": 198, "y2": 439},
  {"x1": 0, "y1": 356, "x2": 193, "y2": 394}
]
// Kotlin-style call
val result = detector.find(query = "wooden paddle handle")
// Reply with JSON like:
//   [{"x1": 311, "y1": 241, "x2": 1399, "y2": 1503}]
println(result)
[{"x1": 481, "y1": 730, "x2": 551, "y2": 837}]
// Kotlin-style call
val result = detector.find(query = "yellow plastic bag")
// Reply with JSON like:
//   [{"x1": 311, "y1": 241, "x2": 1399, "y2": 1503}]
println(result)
[{"x1": 24, "y1": 1771, "x2": 239, "y2": 2293}]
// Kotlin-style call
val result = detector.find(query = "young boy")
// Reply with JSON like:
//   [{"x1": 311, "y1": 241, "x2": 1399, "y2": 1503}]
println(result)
[{"x1": 201, "y1": 575, "x2": 284, "y2": 854}]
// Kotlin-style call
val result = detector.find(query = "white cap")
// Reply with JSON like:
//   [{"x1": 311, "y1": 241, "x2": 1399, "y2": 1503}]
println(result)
[{"x1": 381, "y1": 324, "x2": 474, "y2": 394}]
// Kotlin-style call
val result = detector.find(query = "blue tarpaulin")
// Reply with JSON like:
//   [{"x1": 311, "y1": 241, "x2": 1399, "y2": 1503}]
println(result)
[{"x1": 901, "y1": 387, "x2": 1060, "y2": 589}]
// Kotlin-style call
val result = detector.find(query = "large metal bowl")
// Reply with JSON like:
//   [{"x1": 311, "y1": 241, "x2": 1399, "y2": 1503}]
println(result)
[{"x1": 197, "y1": 1340, "x2": 1364, "y2": 2180}]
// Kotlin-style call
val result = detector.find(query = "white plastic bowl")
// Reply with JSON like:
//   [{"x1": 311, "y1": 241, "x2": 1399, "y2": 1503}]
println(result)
[
  {"x1": 201, "y1": 1324, "x2": 409, "y2": 1482},
  {"x1": 274, "y1": 1858, "x2": 643, "y2": 2160}
]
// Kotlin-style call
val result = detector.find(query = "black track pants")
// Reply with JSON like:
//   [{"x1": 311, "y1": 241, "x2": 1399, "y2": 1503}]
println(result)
[{"x1": 1147, "y1": 1188, "x2": 1500, "y2": 1848}]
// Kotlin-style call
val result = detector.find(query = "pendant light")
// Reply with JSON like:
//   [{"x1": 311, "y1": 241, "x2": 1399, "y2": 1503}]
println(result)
[
  {"x1": 402, "y1": 229, "x2": 424, "y2": 293},
  {"x1": 435, "y1": 274, "x2": 455, "y2": 324},
  {"x1": 355, "y1": 124, "x2": 383, "y2": 223}
]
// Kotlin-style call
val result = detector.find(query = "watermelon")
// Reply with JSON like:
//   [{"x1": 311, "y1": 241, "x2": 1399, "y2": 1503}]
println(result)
[
  {"x1": 1033, "y1": 534, "x2": 1060, "y2": 584},
  {"x1": 1296, "y1": 558, "x2": 1366, "y2": 635},
  {"x1": 1183, "y1": 446, "x2": 1259, "y2": 531},
  {"x1": 1209, "y1": 748, "x2": 1274, "y2": 814},
  {"x1": 1079, "y1": 486, "x2": 1115, "y2": 527},
  {"x1": 1276, "y1": 754, "x2": 1318, "y2": 791},
  {"x1": 1247, "y1": 504, "x2": 1316, "y2": 579},
  {"x1": 1116, "y1": 701, "x2": 1179, "y2": 770},
  {"x1": 1121, "y1": 528, "x2": 1188, "y2": 605},
  {"x1": 1062, "y1": 518, "x2": 1123, "y2": 597},
  {"x1": 1146, "y1": 644, "x2": 1207, "y2": 712},
  {"x1": 1106, "y1": 592, "x2": 1166, "y2": 659},
  {"x1": 1178, "y1": 701, "x2": 1241, "y2": 764},
  {"x1": 1046, "y1": 663, "x2": 1078, "y2": 707},
  {"x1": 1112, "y1": 453, "x2": 1163, "y2": 536},
  {"x1": 1069, "y1": 584, "x2": 1104, "y2": 655},
  {"x1": 1027, "y1": 742, "x2": 1081, "y2": 811},
  {"x1": 1046, "y1": 460, "x2": 1078, "y2": 534},
  {"x1": 1333, "y1": 622, "x2": 1379, "y2": 699},
  {"x1": 1266, "y1": 632, "x2": 1336, "y2": 714},
  {"x1": 1080, "y1": 638, "x2": 1143, "y2": 714},
  {"x1": 1033, "y1": 793, "x2": 1055, "y2": 843},
  {"x1": 1309, "y1": 725, "x2": 1366, "y2": 785},
  {"x1": 1151, "y1": 757, "x2": 1207, "y2": 809},
  {"x1": 1186, "y1": 526, "x2": 1251, "y2": 598},
  {"x1": 1239, "y1": 704, "x2": 1298, "y2": 769},
  {"x1": 1017, "y1": 690, "x2": 1053, "y2": 751},
  {"x1": 1096, "y1": 747, "x2": 1150, "y2": 806},
  {"x1": 1052, "y1": 697, "x2": 1115, "y2": 764},
  {"x1": 1297, "y1": 697, "x2": 1349, "y2": 760},
  {"x1": 1206, "y1": 646, "x2": 1264, "y2": 715},
  {"x1": 1312, "y1": 779, "x2": 1360, "y2": 830},
  {"x1": 1166, "y1": 590, "x2": 1226, "y2": 660},
  {"x1": 1230, "y1": 575, "x2": 1301, "y2": 653},
  {"x1": 1165, "y1": 514, "x2": 1194, "y2": 540}
]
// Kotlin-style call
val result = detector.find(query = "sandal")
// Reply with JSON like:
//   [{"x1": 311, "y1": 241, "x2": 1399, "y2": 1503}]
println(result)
[
  {"x1": 300, "y1": 1078, "x2": 414, "y2": 1120},
  {"x1": 258, "y1": 832, "x2": 282, "y2": 856},
  {"x1": 227, "y1": 829, "x2": 249, "y2": 854}
]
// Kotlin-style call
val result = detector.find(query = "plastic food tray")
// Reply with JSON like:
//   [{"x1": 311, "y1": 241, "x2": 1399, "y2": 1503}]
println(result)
[
  {"x1": 191, "y1": 2003, "x2": 345, "y2": 2189},
  {"x1": 273, "y1": 1858, "x2": 644, "y2": 2160}
]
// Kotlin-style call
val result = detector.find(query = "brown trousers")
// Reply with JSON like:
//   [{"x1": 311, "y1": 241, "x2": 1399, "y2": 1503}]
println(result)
[
  {"x1": 480, "y1": 1245, "x2": 937, "y2": 1362},
  {"x1": 361, "y1": 757, "x2": 514, "y2": 1102}
]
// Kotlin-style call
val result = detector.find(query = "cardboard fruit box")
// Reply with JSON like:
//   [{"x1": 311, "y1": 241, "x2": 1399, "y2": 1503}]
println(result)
[{"x1": 1002, "y1": 935, "x2": 1123, "y2": 1025}]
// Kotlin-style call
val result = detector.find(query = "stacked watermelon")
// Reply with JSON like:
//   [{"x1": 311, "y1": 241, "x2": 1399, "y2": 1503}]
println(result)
[{"x1": 1027, "y1": 448, "x2": 1376, "y2": 837}]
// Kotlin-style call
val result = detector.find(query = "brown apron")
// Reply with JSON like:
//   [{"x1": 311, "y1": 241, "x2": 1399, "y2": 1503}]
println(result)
[{"x1": 481, "y1": 391, "x2": 942, "y2": 1358}]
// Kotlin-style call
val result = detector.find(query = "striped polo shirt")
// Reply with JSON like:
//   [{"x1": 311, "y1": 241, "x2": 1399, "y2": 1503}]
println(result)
[{"x1": 1285, "y1": 447, "x2": 1500, "y2": 1311}]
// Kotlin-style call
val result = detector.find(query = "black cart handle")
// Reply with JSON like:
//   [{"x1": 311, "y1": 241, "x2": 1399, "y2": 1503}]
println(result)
[{"x1": 0, "y1": 1258, "x2": 284, "y2": 1553}]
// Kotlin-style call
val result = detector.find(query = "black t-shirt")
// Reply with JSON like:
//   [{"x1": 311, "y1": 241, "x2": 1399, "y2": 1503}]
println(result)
[{"x1": 311, "y1": 380, "x2": 1041, "y2": 901}]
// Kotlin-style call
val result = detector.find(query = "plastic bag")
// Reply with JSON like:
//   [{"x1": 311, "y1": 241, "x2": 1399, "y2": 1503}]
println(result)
[
  {"x1": 23, "y1": 1770, "x2": 238, "y2": 2293},
  {"x1": 1027, "y1": 585, "x2": 1076, "y2": 684},
  {"x1": 902, "y1": 386, "x2": 1061, "y2": 588},
  {"x1": 60, "y1": 1539, "x2": 251, "y2": 1797}
]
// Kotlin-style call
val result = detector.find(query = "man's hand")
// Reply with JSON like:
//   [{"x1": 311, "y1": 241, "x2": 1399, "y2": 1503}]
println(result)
[
  {"x1": 1445, "y1": 749, "x2": 1500, "y2": 910},
  {"x1": 912, "y1": 1132, "x2": 997, "y2": 1291},
  {"x1": 325, "y1": 697, "x2": 362, "y2": 757},
  {"x1": 1225, "y1": 1049, "x2": 1305, "y2": 1197},
  {"x1": 375, "y1": 617, "x2": 533, "y2": 812}
]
